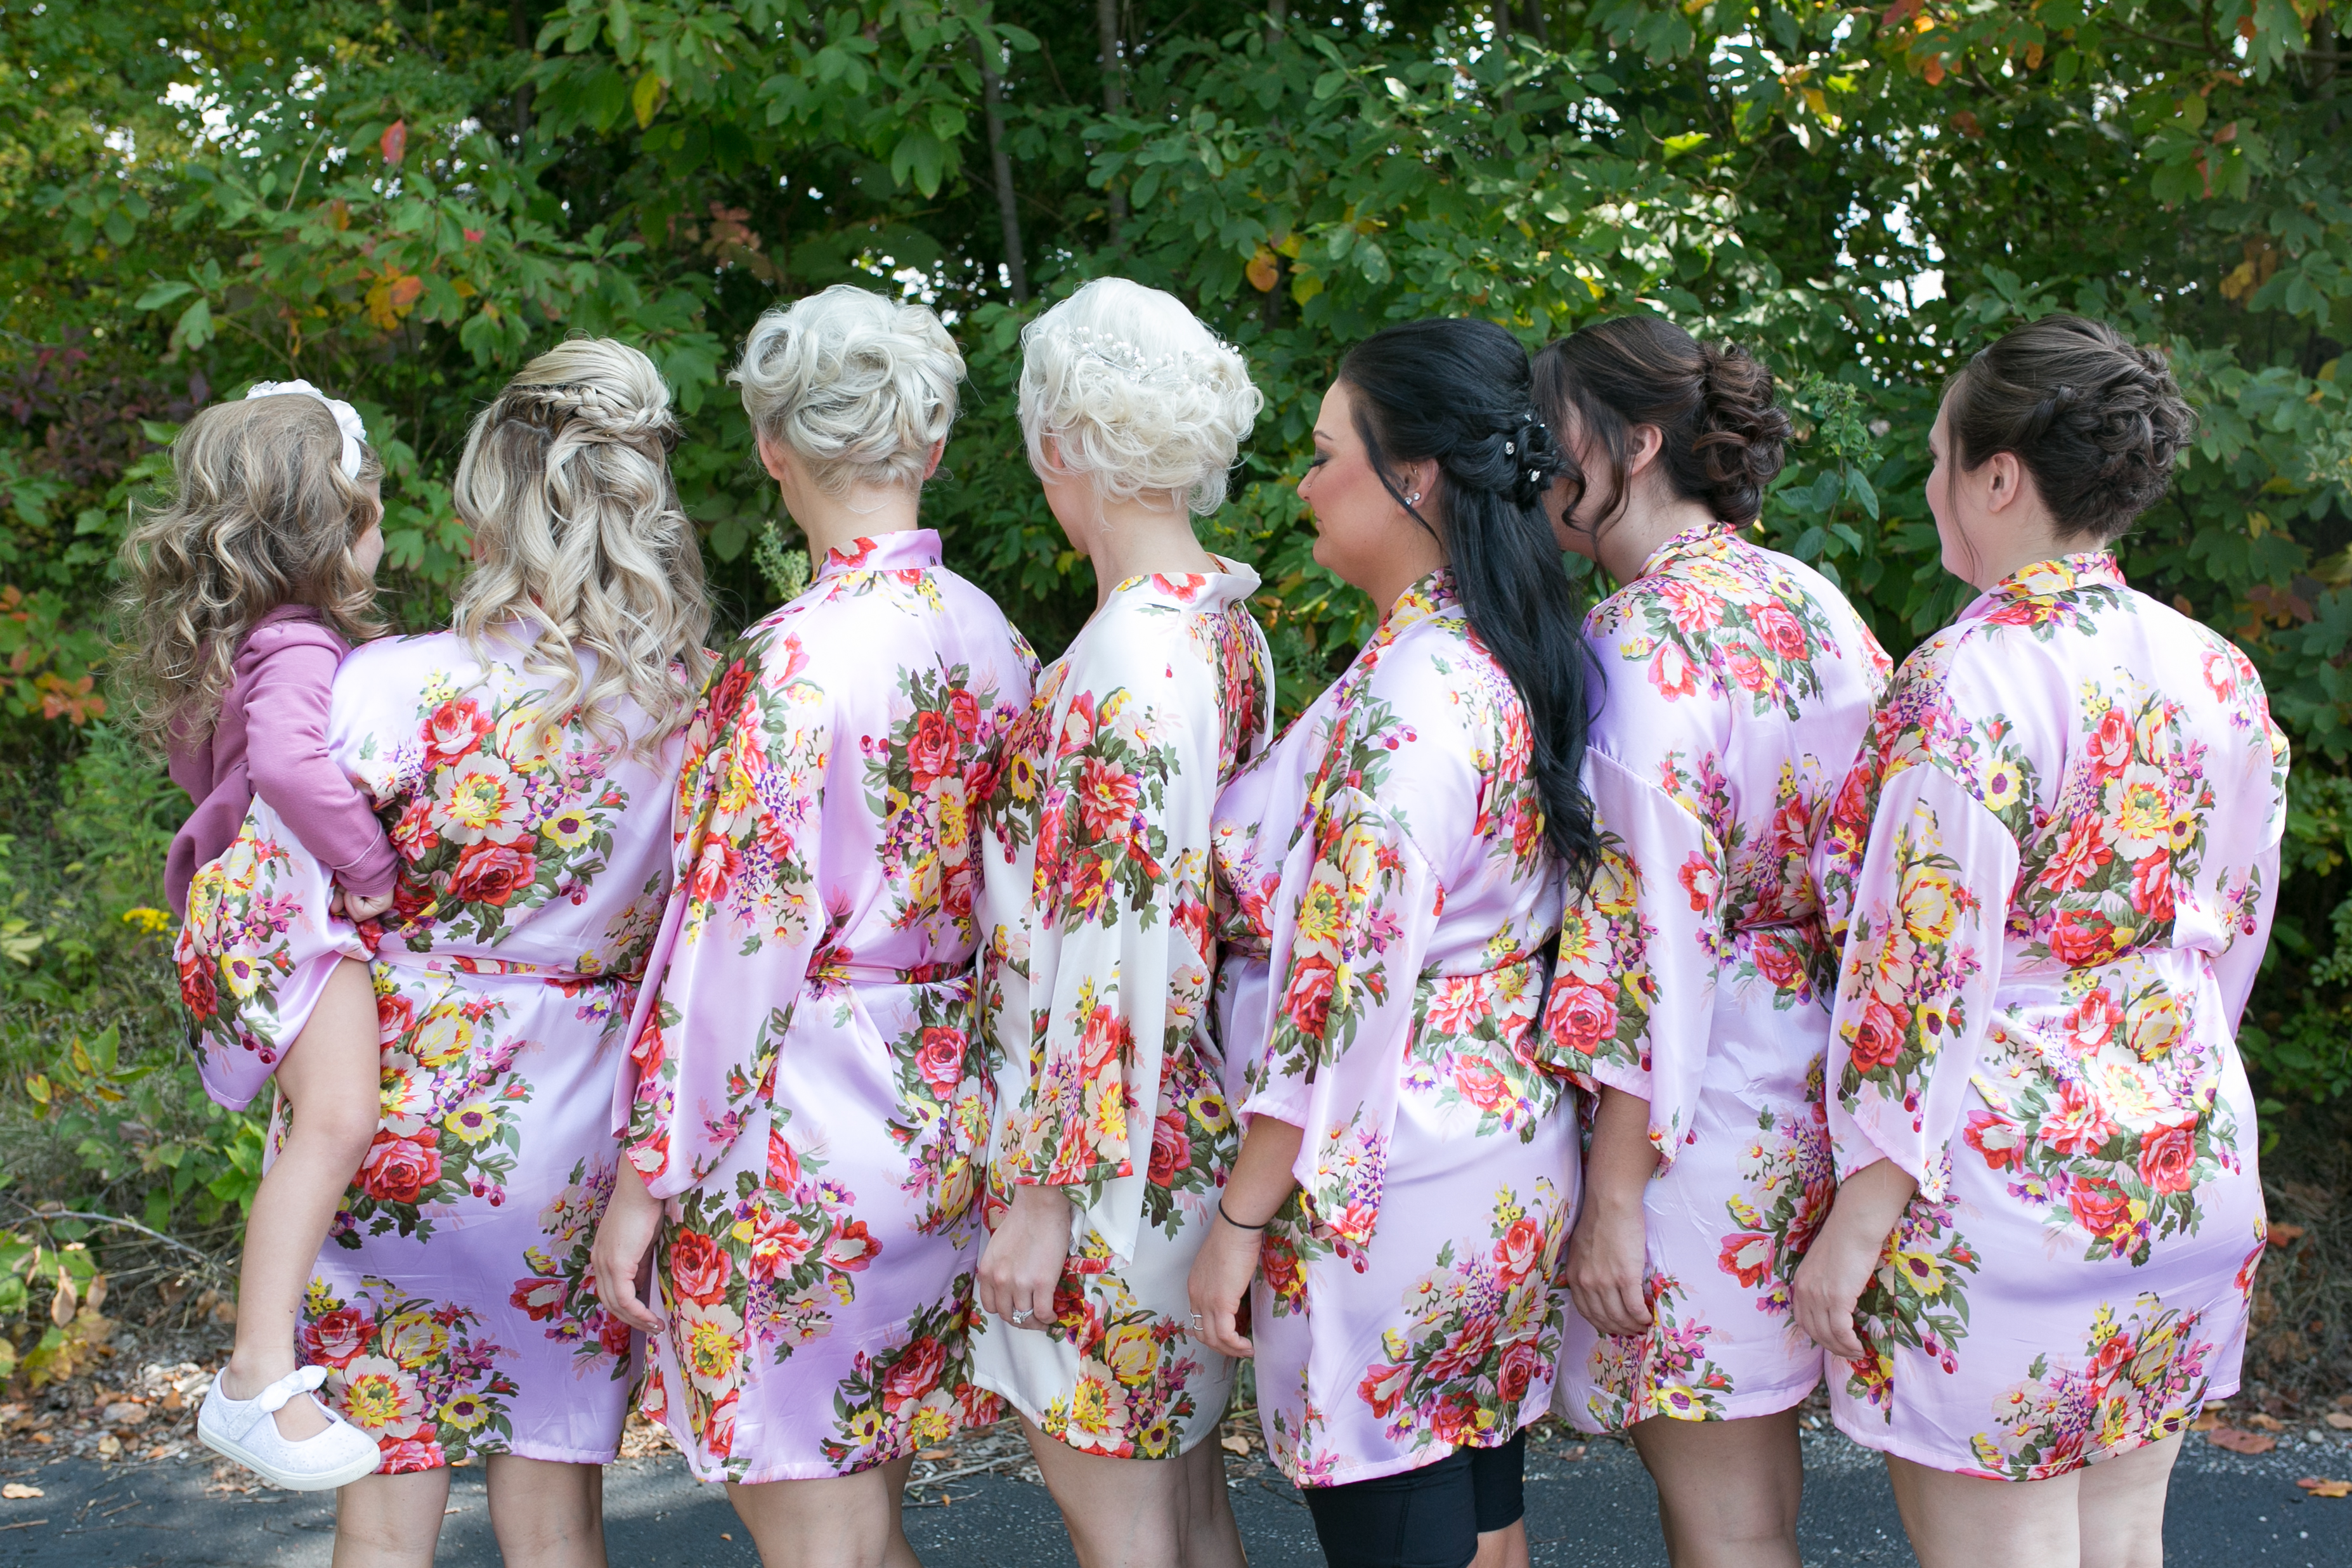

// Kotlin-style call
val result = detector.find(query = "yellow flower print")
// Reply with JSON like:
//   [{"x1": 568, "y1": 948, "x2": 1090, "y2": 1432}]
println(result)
[
  {"x1": 1888, "y1": 1246, "x2": 1948, "y2": 1297},
  {"x1": 1296, "y1": 875, "x2": 1345, "y2": 949},
  {"x1": 445, "y1": 1099, "x2": 502, "y2": 1145},
  {"x1": 1103, "y1": 1322, "x2": 1158, "y2": 1387},
  {"x1": 408, "y1": 1008, "x2": 476, "y2": 1070},
  {"x1": 540, "y1": 806, "x2": 594, "y2": 850},
  {"x1": 1086, "y1": 1080, "x2": 1128, "y2": 1148},
  {"x1": 439, "y1": 1390, "x2": 494, "y2": 1432},
  {"x1": 385, "y1": 1309, "x2": 448, "y2": 1370},
  {"x1": 937, "y1": 784, "x2": 968, "y2": 851},
  {"x1": 842, "y1": 1406, "x2": 888, "y2": 1448},
  {"x1": 432, "y1": 754, "x2": 527, "y2": 845},
  {"x1": 2113, "y1": 782, "x2": 2171, "y2": 858},
  {"x1": 1008, "y1": 753, "x2": 1040, "y2": 804},
  {"x1": 2101, "y1": 1061, "x2": 2158, "y2": 1118},
  {"x1": 908, "y1": 1401, "x2": 953, "y2": 1447},
  {"x1": 1899, "y1": 862, "x2": 1961, "y2": 946},
  {"x1": 221, "y1": 955, "x2": 266, "y2": 1000},
  {"x1": 340, "y1": 1354, "x2": 426, "y2": 1436},
  {"x1": 1980, "y1": 759, "x2": 2025, "y2": 815},
  {"x1": 680, "y1": 1302, "x2": 746, "y2": 1396},
  {"x1": 1187, "y1": 1091, "x2": 1231, "y2": 1134},
  {"x1": 1556, "y1": 906, "x2": 1600, "y2": 969},
  {"x1": 1067, "y1": 1368, "x2": 1130, "y2": 1439}
]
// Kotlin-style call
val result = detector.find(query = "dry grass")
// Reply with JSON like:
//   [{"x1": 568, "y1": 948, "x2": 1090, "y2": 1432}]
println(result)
[{"x1": 2242, "y1": 1101, "x2": 2352, "y2": 1415}]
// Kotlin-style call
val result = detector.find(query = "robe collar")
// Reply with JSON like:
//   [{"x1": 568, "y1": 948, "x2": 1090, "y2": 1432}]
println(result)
[
  {"x1": 815, "y1": 528, "x2": 942, "y2": 581},
  {"x1": 1961, "y1": 550, "x2": 2126, "y2": 621}
]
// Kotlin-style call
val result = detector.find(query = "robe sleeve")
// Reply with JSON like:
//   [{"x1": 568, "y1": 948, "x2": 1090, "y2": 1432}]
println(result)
[
  {"x1": 2209, "y1": 841, "x2": 2281, "y2": 1032},
  {"x1": 1540, "y1": 746, "x2": 1719, "y2": 1168},
  {"x1": 1001, "y1": 648, "x2": 1218, "y2": 1262},
  {"x1": 1823, "y1": 751, "x2": 2018, "y2": 1198},
  {"x1": 1245, "y1": 783, "x2": 1442, "y2": 1248},
  {"x1": 618, "y1": 635, "x2": 831, "y2": 1202},
  {"x1": 244, "y1": 637, "x2": 399, "y2": 900}
]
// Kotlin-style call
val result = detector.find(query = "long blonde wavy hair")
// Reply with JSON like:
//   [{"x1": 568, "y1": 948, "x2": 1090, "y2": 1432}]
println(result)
[
  {"x1": 451, "y1": 338, "x2": 712, "y2": 749},
  {"x1": 114, "y1": 392, "x2": 386, "y2": 753}
]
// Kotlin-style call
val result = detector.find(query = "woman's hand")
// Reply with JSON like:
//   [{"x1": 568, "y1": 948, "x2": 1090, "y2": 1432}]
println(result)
[
  {"x1": 590, "y1": 1160, "x2": 667, "y2": 1335},
  {"x1": 1793, "y1": 1157, "x2": 1918, "y2": 1363},
  {"x1": 340, "y1": 888, "x2": 396, "y2": 924},
  {"x1": 977, "y1": 1183, "x2": 1071, "y2": 1333},
  {"x1": 1564, "y1": 1187, "x2": 1652, "y2": 1337},
  {"x1": 1566, "y1": 1085, "x2": 1660, "y2": 1337},
  {"x1": 1186, "y1": 1210, "x2": 1264, "y2": 1360}
]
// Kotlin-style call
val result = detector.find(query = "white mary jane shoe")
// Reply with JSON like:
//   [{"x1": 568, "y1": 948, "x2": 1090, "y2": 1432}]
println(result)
[{"x1": 197, "y1": 1365, "x2": 383, "y2": 1491}]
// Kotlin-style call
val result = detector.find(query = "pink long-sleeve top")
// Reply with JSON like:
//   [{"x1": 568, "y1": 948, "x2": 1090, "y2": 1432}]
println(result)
[{"x1": 165, "y1": 604, "x2": 398, "y2": 918}]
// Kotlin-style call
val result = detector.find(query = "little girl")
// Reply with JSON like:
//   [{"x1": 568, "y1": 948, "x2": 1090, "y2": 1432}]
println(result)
[{"x1": 118, "y1": 382, "x2": 397, "y2": 1491}]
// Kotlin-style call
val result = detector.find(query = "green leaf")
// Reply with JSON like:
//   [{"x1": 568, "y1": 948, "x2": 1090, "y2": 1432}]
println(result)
[{"x1": 133, "y1": 281, "x2": 196, "y2": 311}]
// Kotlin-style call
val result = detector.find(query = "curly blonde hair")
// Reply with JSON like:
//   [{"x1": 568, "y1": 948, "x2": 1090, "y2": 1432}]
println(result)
[
  {"x1": 114, "y1": 392, "x2": 386, "y2": 753},
  {"x1": 1018, "y1": 277, "x2": 1262, "y2": 515},
  {"x1": 451, "y1": 338, "x2": 713, "y2": 749},
  {"x1": 729, "y1": 285, "x2": 965, "y2": 496}
]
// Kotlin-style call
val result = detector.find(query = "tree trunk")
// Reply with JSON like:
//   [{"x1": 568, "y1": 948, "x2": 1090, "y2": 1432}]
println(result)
[
  {"x1": 510, "y1": 0, "x2": 535, "y2": 141},
  {"x1": 974, "y1": 32, "x2": 1029, "y2": 302},
  {"x1": 1098, "y1": 0, "x2": 1129, "y2": 235}
]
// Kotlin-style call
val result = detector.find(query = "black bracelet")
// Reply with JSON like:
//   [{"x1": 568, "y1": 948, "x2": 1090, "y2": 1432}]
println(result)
[{"x1": 1217, "y1": 1196, "x2": 1270, "y2": 1231}]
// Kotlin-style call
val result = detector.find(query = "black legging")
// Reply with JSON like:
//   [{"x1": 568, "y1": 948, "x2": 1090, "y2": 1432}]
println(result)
[{"x1": 1297, "y1": 1432, "x2": 1527, "y2": 1568}]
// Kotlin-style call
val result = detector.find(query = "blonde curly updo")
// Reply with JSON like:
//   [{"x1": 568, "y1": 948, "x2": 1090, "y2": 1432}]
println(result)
[
  {"x1": 1018, "y1": 277, "x2": 1263, "y2": 515},
  {"x1": 451, "y1": 337, "x2": 712, "y2": 750},
  {"x1": 730, "y1": 284, "x2": 965, "y2": 495}
]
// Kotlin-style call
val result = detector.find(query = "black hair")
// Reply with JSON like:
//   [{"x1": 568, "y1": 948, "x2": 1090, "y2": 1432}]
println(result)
[
  {"x1": 1532, "y1": 314, "x2": 1792, "y2": 536},
  {"x1": 1336, "y1": 318, "x2": 1601, "y2": 879},
  {"x1": 1943, "y1": 314, "x2": 2198, "y2": 542}
]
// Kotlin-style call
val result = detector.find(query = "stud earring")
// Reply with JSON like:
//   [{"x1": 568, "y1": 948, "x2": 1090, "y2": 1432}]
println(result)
[{"x1": 1407, "y1": 491, "x2": 1422, "y2": 507}]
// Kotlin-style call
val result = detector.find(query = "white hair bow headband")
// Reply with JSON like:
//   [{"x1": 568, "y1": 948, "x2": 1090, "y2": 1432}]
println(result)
[{"x1": 245, "y1": 380, "x2": 368, "y2": 480}]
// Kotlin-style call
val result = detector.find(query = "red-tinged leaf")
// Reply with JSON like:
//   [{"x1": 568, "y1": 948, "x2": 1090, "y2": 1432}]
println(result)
[
  {"x1": 2214, "y1": 122, "x2": 2238, "y2": 144},
  {"x1": 2297, "y1": 1477, "x2": 2351, "y2": 1498},
  {"x1": 2269, "y1": 1221, "x2": 2306, "y2": 1247},
  {"x1": 381, "y1": 120, "x2": 407, "y2": 165},
  {"x1": 1952, "y1": 110, "x2": 1982, "y2": 138},
  {"x1": 464, "y1": 228, "x2": 484, "y2": 243},
  {"x1": 2237, "y1": 15, "x2": 2258, "y2": 40},
  {"x1": 2207, "y1": 1427, "x2": 2276, "y2": 1454},
  {"x1": 1923, "y1": 56, "x2": 1945, "y2": 86}
]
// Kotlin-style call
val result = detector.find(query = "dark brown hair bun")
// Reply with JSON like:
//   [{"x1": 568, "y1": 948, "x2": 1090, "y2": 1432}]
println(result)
[
  {"x1": 1533, "y1": 314, "x2": 1792, "y2": 531},
  {"x1": 1943, "y1": 314, "x2": 2197, "y2": 541}
]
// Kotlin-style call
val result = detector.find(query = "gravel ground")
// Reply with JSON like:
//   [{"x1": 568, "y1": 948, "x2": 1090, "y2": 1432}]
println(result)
[{"x1": 0, "y1": 1406, "x2": 2346, "y2": 1567}]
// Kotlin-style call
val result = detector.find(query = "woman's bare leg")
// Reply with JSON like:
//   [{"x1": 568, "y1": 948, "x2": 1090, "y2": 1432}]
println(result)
[
  {"x1": 1886, "y1": 1453, "x2": 2081, "y2": 1568},
  {"x1": 222, "y1": 958, "x2": 381, "y2": 1439},
  {"x1": 1022, "y1": 1415, "x2": 1245, "y2": 1568},
  {"x1": 1627, "y1": 1408, "x2": 1805, "y2": 1568},
  {"x1": 332, "y1": 1465, "x2": 451, "y2": 1568},
  {"x1": 727, "y1": 1456, "x2": 919, "y2": 1568},
  {"x1": 2076, "y1": 1434, "x2": 2181, "y2": 1568},
  {"x1": 487, "y1": 1455, "x2": 608, "y2": 1568}
]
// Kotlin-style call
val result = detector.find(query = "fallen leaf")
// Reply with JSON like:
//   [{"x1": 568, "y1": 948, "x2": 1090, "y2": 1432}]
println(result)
[
  {"x1": 2208, "y1": 1427, "x2": 2277, "y2": 1455},
  {"x1": 2297, "y1": 1477, "x2": 2352, "y2": 1498},
  {"x1": 96, "y1": 1434, "x2": 122, "y2": 1458},
  {"x1": 1220, "y1": 1434, "x2": 1251, "y2": 1455},
  {"x1": 101, "y1": 1402, "x2": 148, "y2": 1427},
  {"x1": 914, "y1": 1448, "x2": 954, "y2": 1462},
  {"x1": 1, "y1": 1484, "x2": 41, "y2": 1500},
  {"x1": 1561, "y1": 1443, "x2": 1588, "y2": 1461},
  {"x1": 2191, "y1": 1412, "x2": 2222, "y2": 1430},
  {"x1": 2249, "y1": 1413, "x2": 2285, "y2": 1432},
  {"x1": 2267, "y1": 1222, "x2": 2306, "y2": 1248},
  {"x1": 2329, "y1": 1413, "x2": 2352, "y2": 1431}
]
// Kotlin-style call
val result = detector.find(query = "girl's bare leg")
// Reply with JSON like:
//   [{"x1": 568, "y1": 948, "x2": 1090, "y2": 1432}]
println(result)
[
  {"x1": 1021, "y1": 1414, "x2": 1245, "y2": 1568},
  {"x1": 488, "y1": 1455, "x2": 609, "y2": 1568},
  {"x1": 333, "y1": 1466, "x2": 451, "y2": 1568},
  {"x1": 1886, "y1": 1452, "x2": 2082, "y2": 1568},
  {"x1": 221, "y1": 958, "x2": 381, "y2": 1439},
  {"x1": 1471, "y1": 1518, "x2": 1530, "y2": 1568},
  {"x1": 1627, "y1": 1408, "x2": 1805, "y2": 1568},
  {"x1": 727, "y1": 1455, "x2": 919, "y2": 1568}
]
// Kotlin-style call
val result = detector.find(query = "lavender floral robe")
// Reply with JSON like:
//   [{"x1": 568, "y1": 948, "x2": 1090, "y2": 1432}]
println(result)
[
  {"x1": 1818, "y1": 552, "x2": 2285, "y2": 1478},
  {"x1": 1547, "y1": 525, "x2": 1890, "y2": 1430},
  {"x1": 973, "y1": 564, "x2": 1273, "y2": 1459},
  {"x1": 177, "y1": 627, "x2": 685, "y2": 1472},
  {"x1": 1211, "y1": 570, "x2": 1578, "y2": 1488},
  {"x1": 616, "y1": 531, "x2": 1035, "y2": 1484}
]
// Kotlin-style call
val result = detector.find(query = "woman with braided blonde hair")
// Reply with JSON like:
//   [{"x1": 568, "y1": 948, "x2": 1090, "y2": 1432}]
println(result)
[
  {"x1": 593, "y1": 285, "x2": 1034, "y2": 1567},
  {"x1": 179, "y1": 337, "x2": 710, "y2": 1566}
]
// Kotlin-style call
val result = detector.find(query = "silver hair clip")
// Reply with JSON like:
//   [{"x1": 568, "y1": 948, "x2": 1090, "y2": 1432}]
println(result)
[{"x1": 1060, "y1": 325, "x2": 1207, "y2": 391}]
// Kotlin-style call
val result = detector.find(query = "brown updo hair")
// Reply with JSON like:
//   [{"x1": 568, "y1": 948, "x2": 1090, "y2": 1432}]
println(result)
[
  {"x1": 1533, "y1": 314, "x2": 1791, "y2": 533},
  {"x1": 1942, "y1": 314, "x2": 2197, "y2": 542}
]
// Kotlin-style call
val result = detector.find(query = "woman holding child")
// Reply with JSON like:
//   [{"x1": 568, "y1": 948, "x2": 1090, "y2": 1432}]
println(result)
[{"x1": 155, "y1": 337, "x2": 711, "y2": 1565}]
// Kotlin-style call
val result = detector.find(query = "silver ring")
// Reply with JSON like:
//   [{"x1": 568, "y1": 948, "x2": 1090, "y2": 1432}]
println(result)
[
  {"x1": 1186, "y1": 1312, "x2": 1205, "y2": 1332},
  {"x1": 1009, "y1": 1308, "x2": 1032, "y2": 1326}
]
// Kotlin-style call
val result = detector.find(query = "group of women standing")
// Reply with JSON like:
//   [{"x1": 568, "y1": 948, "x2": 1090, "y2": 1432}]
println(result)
[{"x1": 166, "y1": 276, "x2": 2285, "y2": 1568}]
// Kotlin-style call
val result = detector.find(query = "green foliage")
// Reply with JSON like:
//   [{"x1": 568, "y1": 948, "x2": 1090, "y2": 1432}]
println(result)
[{"x1": 0, "y1": 0, "x2": 2347, "y2": 1280}]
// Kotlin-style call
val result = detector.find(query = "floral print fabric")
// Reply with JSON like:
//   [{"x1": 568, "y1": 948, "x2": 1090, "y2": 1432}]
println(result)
[
  {"x1": 1211, "y1": 570, "x2": 1577, "y2": 1488},
  {"x1": 616, "y1": 531, "x2": 1035, "y2": 1484},
  {"x1": 1819, "y1": 552, "x2": 2286, "y2": 1477},
  {"x1": 971, "y1": 564, "x2": 1274, "y2": 1459},
  {"x1": 178, "y1": 627, "x2": 685, "y2": 1471},
  {"x1": 1546, "y1": 525, "x2": 1890, "y2": 1432}
]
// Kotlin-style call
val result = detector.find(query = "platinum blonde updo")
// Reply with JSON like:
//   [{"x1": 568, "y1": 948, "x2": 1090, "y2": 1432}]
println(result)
[
  {"x1": 451, "y1": 337, "x2": 713, "y2": 751},
  {"x1": 1018, "y1": 277, "x2": 1263, "y2": 515},
  {"x1": 730, "y1": 284, "x2": 965, "y2": 495}
]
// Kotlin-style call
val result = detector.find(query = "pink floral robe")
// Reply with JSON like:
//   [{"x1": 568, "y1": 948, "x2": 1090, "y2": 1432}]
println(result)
[
  {"x1": 177, "y1": 627, "x2": 686, "y2": 1472},
  {"x1": 1548, "y1": 524, "x2": 1891, "y2": 1432},
  {"x1": 1211, "y1": 570, "x2": 1578, "y2": 1488},
  {"x1": 972, "y1": 563, "x2": 1273, "y2": 1459},
  {"x1": 616, "y1": 531, "x2": 1036, "y2": 1484},
  {"x1": 1818, "y1": 552, "x2": 2286, "y2": 1478}
]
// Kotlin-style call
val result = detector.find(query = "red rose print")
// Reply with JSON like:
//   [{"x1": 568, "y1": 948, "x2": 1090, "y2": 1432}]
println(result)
[
  {"x1": 422, "y1": 698, "x2": 492, "y2": 764},
  {"x1": 1660, "y1": 583, "x2": 1722, "y2": 635},
  {"x1": 1648, "y1": 642, "x2": 1700, "y2": 701},
  {"x1": 1546, "y1": 981, "x2": 1620, "y2": 1057},
  {"x1": 2200, "y1": 650, "x2": 2237, "y2": 702},
  {"x1": 2037, "y1": 819, "x2": 2111, "y2": 893},
  {"x1": 1497, "y1": 1338, "x2": 1541, "y2": 1403},
  {"x1": 376, "y1": 990, "x2": 417, "y2": 1040},
  {"x1": 377, "y1": 1437, "x2": 446, "y2": 1474},
  {"x1": 1358, "y1": 1361, "x2": 1412, "y2": 1419},
  {"x1": 2087, "y1": 708, "x2": 2134, "y2": 778},
  {"x1": 1075, "y1": 756, "x2": 1142, "y2": 841},
  {"x1": 668, "y1": 1228, "x2": 731, "y2": 1306},
  {"x1": 1719, "y1": 1231, "x2": 1774, "y2": 1288},
  {"x1": 2128, "y1": 852, "x2": 2175, "y2": 924},
  {"x1": 2067, "y1": 1177, "x2": 2132, "y2": 1242},
  {"x1": 706, "y1": 1391, "x2": 738, "y2": 1461},
  {"x1": 2048, "y1": 908, "x2": 2118, "y2": 967},
  {"x1": 827, "y1": 1218, "x2": 881, "y2": 1273},
  {"x1": 688, "y1": 839, "x2": 741, "y2": 907},
  {"x1": 178, "y1": 959, "x2": 219, "y2": 1021},
  {"x1": 1726, "y1": 649, "x2": 1770, "y2": 693},
  {"x1": 907, "y1": 710, "x2": 959, "y2": 789},
  {"x1": 748, "y1": 1206, "x2": 814, "y2": 1280},
  {"x1": 1282, "y1": 954, "x2": 1338, "y2": 1038},
  {"x1": 880, "y1": 1336, "x2": 947, "y2": 1409},
  {"x1": 1847, "y1": 995, "x2": 1911, "y2": 1074},
  {"x1": 302, "y1": 1306, "x2": 374, "y2": 1367},
  {"x1": 1751, "y1": 603, "x2": 1810, "y2": 661},
  {"x1": 1752, "y1": 935, "x2": 1804, "y2": 993},
  {"x1": 510, "y1": 1276, "x2": 568, "y2": 1322},
  {"x1": 949, "y1": 685, "x2": 981, "y2": 733},
  {"x1": 1453, "y1": 1055, "x2": 1511, "y2": 1113},
  {"x1": 1963, "y1": 1109, "x2": 2021, "y2": 1171},
  {"x1": 1677, "y1": 852, "x2": 1719, "y2": 914},
  {"x1": 358, "y1": 1129, "x2": 443, "y2": 1204},
  {"x1": 1148, "y1": 1108, "x2": 1188, "y2": 1185},
  {"x1": 599, "y1": 1311, "x2": 633, "y2": 1358},
  {"x1": 1493, "y1": 1216, "x2": 1546, "y2": 1285},
  {"x1": 389, "y1": 798, "x2": 438, "y2": 857},
  {"x1": 1259, "y1": 1236, "x2": 1303, "y2": 1306},
  {"x1": 2136, "y1": 1118, "x2": 2197, "y2": 1195},
  {"x1": 2062, "y1": 988, "x2": 2122, "y2": 1056},
  {"x1": 449, "y1": 840, "x2": 538, "y2": 907},
  {"x1": 914, "y1": 1027, "x2": 966, "y2": 1099},
  {"x1": 2043, "y1": 1080, "x2": 2115, "y2": 1156}
]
